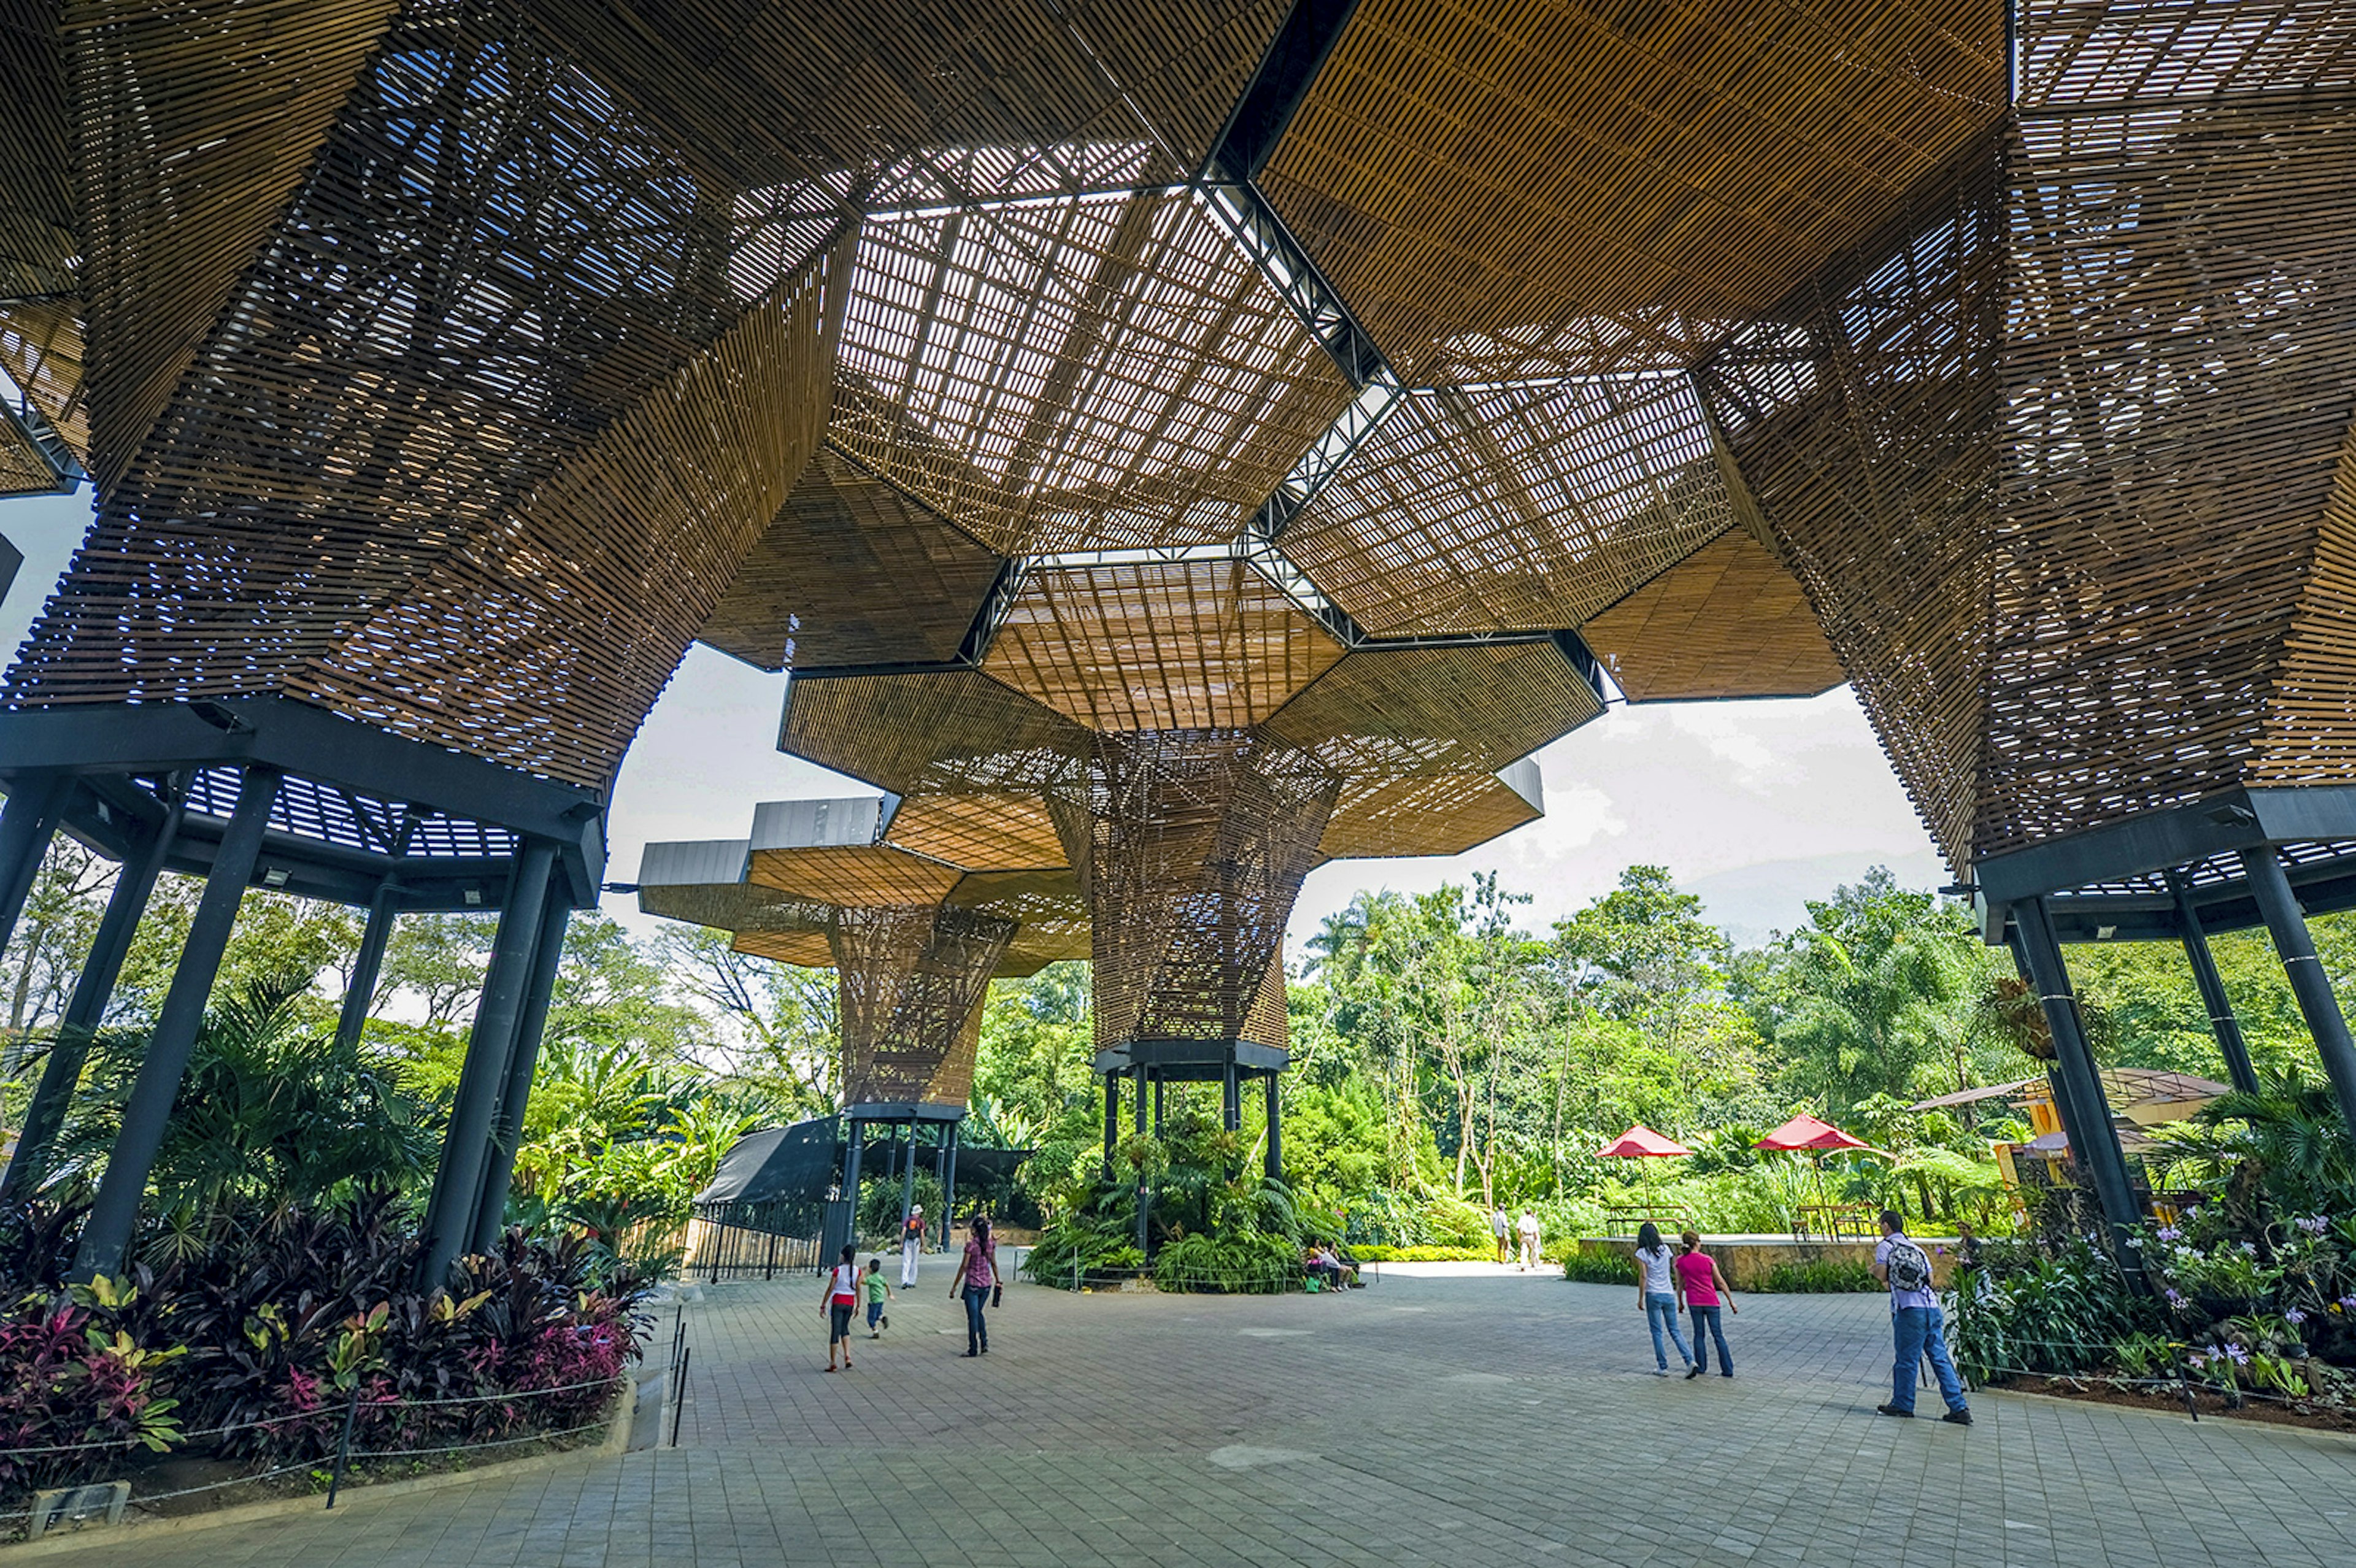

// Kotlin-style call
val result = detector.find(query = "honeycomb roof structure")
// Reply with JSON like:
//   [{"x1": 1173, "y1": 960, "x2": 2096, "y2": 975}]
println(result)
[{"x1": 9, "y1": 0, "x2": 2349, "y2": 893}]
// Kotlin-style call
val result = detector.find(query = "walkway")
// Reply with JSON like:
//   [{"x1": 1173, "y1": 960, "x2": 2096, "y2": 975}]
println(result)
[{"x1": 32, "y1": 1270, "x2": 2355, "y2": 1567}]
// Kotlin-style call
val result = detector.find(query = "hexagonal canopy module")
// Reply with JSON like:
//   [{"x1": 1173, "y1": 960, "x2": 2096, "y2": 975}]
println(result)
[
  {"x1": 775, "y1": 555, "x2": 1594, "y2": 1112},
  {"x1": 636, "y1": 797, "x2": 1088, "y2": 1118}
]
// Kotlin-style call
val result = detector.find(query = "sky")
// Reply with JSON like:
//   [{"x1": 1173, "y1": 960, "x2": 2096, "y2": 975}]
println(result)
[{"x1": 2, "y1": 491, "x2": 1946, "y2": 953}]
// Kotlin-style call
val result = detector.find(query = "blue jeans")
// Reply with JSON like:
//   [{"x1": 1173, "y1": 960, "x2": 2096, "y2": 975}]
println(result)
[
  {"x1": 1645, "y1": 1293, "x2": 1693, "y2": 1369},
  {"x1": 963, "y1": 1285, "x2": 990, "y2": 1351},
  {"x1": 1892, "y1": 1304, "x2": 1968, "y2": 1413},
  {"x1": 1689, "y1": 1304, "x2": 1731, "y2": 1375}
]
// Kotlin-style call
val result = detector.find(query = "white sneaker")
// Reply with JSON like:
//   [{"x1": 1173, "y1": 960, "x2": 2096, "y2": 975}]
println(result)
[{"x1": 1653, "y1": 1367, "x2": 1670, "y2": 1377}]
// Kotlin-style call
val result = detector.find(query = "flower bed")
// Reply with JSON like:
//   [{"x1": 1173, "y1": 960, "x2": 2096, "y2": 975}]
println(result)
[{"x1": 0, "y1": 1194, "x2": 649, "y2": 1526}]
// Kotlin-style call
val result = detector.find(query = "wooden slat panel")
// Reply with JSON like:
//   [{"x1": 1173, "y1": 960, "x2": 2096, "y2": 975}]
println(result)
[
  {"x1": 779, "y1": 667, "x2": 1092, "y2": 797},
  {"x1": 1582, "y1": 529, "x2": 1846, "y2": 702},
  {"x1": 537, "y1": 0, "x2": 1288, "y2": 195},
  {"x1": 1996, "y1": 94, "x2": 2356, "y2": 848},
  {"x1": 1260, "y1": 0, "x2": 2005, "y2": 383},
  {"x1": 1318, "y1": 771, "x2": 1542, "y2": 861},
  {"x1": 1282, "y1": 375, "x2": 1736, "y2": 636},
  {"x1": 747, "y1": 845, "x2": 965, "y2": 907},
  {"x1": 0, "y1": 298, "x2": 87, "y2": 463},
  {"x1": 1263, "y1": 640, "x2": 1602, "y2": 777},
  {"x1": 699, "y1": 445, "x2": 1002, "y2": 672},
  {"x1": 830, "y1": 186, "x2": 1350, "y2": 555},
  {"x1": 2017, "y1": 0, "x2": 2356, "y2": 106},
  {"x1": 69, "y1": 0, "x2": 403, "y2": 490},
  {"x1": 983, "y1": 559, "x2": 1345, "y2": 731},
  {"x1": 885, "y1": 794, "x2": 1068, "y2": 873},
  {"x1": 1048, "y1": 731, "x2": 1336, "y2": 1051},
  {"x1": 0, "y1": 0, "x2": 74, "y2": 299},
  {"x1": 1694, "y1": 135, "x2": 2004, "y2": 872},
  {"x1": 285, "y1": 242, "x2": 842, "y2": 786}
]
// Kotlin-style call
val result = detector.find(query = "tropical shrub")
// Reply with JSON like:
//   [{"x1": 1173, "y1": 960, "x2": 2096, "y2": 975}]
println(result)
[
  {"x1": 0, "y1": 1193, "x2": 650, "y2": 1507},
  {"x1": 1758, "y1": 1259, "x2": 1879, "y2": 1293},
  {"x1": 1947, "y1": 1236, "x2": 2162, "y2": 1382},
  {"x1": 1334, "y1": 1244, "x2": 1490, "y2": 1264},
  {"x1": 50, "y1": 975, "x2": 433, "y2": 1216},
  {"x1": 1553, "y1": 1242, "x2": 1634, "y2": 1284}
]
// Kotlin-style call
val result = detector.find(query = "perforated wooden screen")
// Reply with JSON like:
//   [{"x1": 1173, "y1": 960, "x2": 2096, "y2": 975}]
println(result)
[
  {"x1": 831, "y1": 904, "x2": 1017, "y2": 1107},
  {"x1": 1046, "y1": 730, "x2": 1339, "y2": 1051}
]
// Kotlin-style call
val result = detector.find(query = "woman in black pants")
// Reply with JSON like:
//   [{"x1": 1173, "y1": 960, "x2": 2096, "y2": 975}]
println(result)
[{"x1": 950, "y1": 1215, "x2": 999, "y2": 1356}]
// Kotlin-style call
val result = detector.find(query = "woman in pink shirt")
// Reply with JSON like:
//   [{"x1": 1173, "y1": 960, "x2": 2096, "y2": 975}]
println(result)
[
  {"x1": 1673, "y1": 1229, "x2": 1737, "y2": 1380},
  {"x1": 950, "y1": 1215, "x2": 999, "y2": 1357}
]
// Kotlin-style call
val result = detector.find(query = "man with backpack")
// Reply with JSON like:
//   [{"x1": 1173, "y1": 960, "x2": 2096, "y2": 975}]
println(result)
[{"x1": 1873, "y1": 1209, "x2": 1971, "y2": 1425}]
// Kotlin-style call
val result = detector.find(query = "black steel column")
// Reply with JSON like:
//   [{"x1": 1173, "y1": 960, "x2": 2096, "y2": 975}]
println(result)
[
  {"x1": 931, "y1": 1124, "x2": 949, "y2": 1247},
  {"x1": 1152, "y1": 1069, "x2": 1164, "y2": 1136},
  {"x1": 0, "y1": 795, "x2": 182, "y2": 1202},
  {"x1": 2012, "y1": 898, "x2": 2144, "y2": 1256},
  {"x1": 843, "y1": 1113, "x2": 867, "y2": 1246},
  {"x1": 1222, "y1": 1059, "x2": 1241, "y2": 1132},
  {"x1": 0, "y1": 771, "x2": 70, "y2": 961},
  {"x1": 1103, "y1": 1074, "x2": 1118, "y2": 1167},
  {"x1": 939, "y1": 1123, "x2": 958, "y2": 1247},
  {"x1": 2240, "y1": 847, "x2": 2356, "y2": 1142},
  {"x1": 2167, "y1": 870, "x2": 2259, "y2": 1095},
  {"x1": 1133, "y1": 1067, "x2": 1150, "y2": 1255},
  {"x1": 1265, "y1": 1073, "x2": 1282, "y2": 1182},
  {"x1": 420, "y1": 840, "x2": 554, "y2": 1283},
  {"x1": 468, "y1": 883, "x2": 572, "y2": 1253},
  {"x1": 896, "y1": 1121, "x2": 920, "y2": 1242},
  {"x1": 334, "y1": 879, "x2": 401, "y2": 1053},
  {"x1": 74, "y1": 766, "x2": 280, "y2": 1282}
]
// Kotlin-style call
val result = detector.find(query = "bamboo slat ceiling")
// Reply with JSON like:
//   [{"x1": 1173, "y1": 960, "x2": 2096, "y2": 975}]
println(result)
[
  {"x1": 1582, "y1": 529, "x2": 1845, "y2": 704},
  {"x1": 0, "y1": 299, "x2": 87, "y2": 465},
  {"x1": 1280, "y1": 374, "x2": 1738, "y2": 637},
  {"x1": 638, "y1": 818, "x2": 1090, "y2": 983},
  {"x1": 1689, "y1": 0, "x2": 2356, "y2": 875},
  {"x1": 0, "y1": 0, "x2": 71, "y2": 301},
  {"x1": 0, "y1": 417, "x2": 54, "y2": 498},
  {"x1": 18, "y1": 0, "x2": 2354, "y2": 899},
  {"x1": 829, "y1": 182, "x2": 1351, "y2": 555},
  {"x1": 9, "y1": 0, "x2": 850, "y2": 788},
  {"x1": 696, "y1": 448, "x2": 1001, "y2": 672},
  {"x1": 1318, "y1": 764, "x2": 1544, "y2": 862},
  {"x1": 983, "y1": 559, "x2": 1345, "y2": 731},
  {"x1": 1258, "y1": 0, "x2": 2006, "y2": 383}
]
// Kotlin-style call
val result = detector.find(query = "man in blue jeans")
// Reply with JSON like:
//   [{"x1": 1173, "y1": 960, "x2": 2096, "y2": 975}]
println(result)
[{"x1": 1872, "y1": 1209, "x2": 1971, "y2": 1425}]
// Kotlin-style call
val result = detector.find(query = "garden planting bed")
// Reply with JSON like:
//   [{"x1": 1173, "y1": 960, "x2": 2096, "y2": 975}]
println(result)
[{"x1": 1995, "y1": 1373, "x2": 2356, "y2": 1435}]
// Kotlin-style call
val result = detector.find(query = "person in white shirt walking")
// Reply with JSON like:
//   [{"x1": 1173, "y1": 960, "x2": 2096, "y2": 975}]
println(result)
[
  {"x1": 900, "y1": 1204, "x2": 925, "y2": 1288},
  {"x1": 1490, "y1": 1205, "x2": 1511, "y2": 1265},
  {"x1": 1515, "y1": 1207, "x2": 1542, "y2": 1270},
  {"x1": 1630, "y1": 1221, "x2": 1694, "y2": 1375}
]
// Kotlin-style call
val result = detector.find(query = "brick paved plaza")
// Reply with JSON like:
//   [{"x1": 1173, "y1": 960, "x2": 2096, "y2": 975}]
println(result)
[{"x1": 39, "y1": 1269, "x2": 2355, "y2": 1568}]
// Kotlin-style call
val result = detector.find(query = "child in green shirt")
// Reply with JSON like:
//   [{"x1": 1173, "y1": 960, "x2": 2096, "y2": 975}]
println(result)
[{"x1": 863, "y1": 1256, "x2": 893, "y2": 1337}]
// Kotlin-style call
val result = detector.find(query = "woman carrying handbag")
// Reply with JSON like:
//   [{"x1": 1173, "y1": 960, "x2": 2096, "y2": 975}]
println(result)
[{"x1": 950, "y1": 1215, "x2": 999, "y2": 1357}]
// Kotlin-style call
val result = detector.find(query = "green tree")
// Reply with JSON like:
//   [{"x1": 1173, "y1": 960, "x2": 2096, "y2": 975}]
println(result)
[
  {"x1": 54, "y1": 972, "x2": 432, "y2": 1216},
  {"x1": 1750, "y1": 868, "x2": 1985, "y2": 1117}
]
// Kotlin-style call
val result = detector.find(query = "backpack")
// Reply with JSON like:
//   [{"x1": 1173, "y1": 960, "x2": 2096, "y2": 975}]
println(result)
[{"x1": 1883, "y1": 1236, "x2": 1933, "y2": 1294}]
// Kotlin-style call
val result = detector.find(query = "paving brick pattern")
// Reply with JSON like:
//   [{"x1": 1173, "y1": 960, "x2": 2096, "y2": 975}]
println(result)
[{"x1": 36, "y1": 1267, "x2": 2356, "y2": 1567}]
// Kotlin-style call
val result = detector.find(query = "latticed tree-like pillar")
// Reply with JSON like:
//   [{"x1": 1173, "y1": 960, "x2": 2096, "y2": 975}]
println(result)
[
  {"x1": 828, "y1": 904, "x2": 1017, "y2": 1109},
  {"x1": 1047, "y1": 729, "x2": 1338, "y2": 1056}
]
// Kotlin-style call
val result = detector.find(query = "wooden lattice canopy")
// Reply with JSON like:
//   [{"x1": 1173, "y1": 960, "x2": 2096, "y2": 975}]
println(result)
[
  {"x1": 636, "y1": 799, "x2": 1095, "y2": 1109},
  {"x1": 10, "y1": 0, "x2": 2353, "y2": 892}
]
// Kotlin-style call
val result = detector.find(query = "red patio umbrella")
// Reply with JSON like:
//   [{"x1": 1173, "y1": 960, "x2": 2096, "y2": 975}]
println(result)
[
  {"x1": 1597, "y1": 1124, "x2": 1695, "y2": 1158},
  {"x1": 1754, "y1": 1113, "x2": 1882, "y2": 1220},
  {"x1": 1753, "y1": 1113, "x2": 1873, "y2": 1153},
  {"x1": 1595, "y1": 1125, "x2": 1693, "y2": 1224}
]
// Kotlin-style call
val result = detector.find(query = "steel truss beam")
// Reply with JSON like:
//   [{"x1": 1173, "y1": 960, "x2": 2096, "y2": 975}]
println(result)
[{"x1": 0, "y1": 698, "x2": 606, "y2": 907}]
